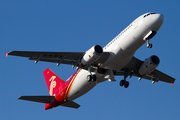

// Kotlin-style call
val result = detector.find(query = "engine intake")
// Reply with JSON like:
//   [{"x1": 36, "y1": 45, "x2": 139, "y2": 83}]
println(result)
[
  {"x1": 81, "y1": 45, "x2": 103, "y2": 66},
  {"x1": 138, "y1": 55, "x2": 160, "y2": 76}
]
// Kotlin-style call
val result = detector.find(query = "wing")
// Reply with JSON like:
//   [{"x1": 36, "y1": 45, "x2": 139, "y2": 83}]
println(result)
[
  {"x1": 8, "y1": 51, "x2": 110, "y2": 68},
  {"x1": 8, "y1": 51, "x2": 83, "y2": 65},
  {"x1": 115, "y1": 57, "x2": 175, "y2": 84}
]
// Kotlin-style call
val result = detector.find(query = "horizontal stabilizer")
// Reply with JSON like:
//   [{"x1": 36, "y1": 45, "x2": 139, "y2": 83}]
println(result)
[
  {"x1": 61, "y1": 101, "x2": 80, "y2": 109},
  {"x1": 18, "y1": 96, "x2": 55, "y2": 103}
]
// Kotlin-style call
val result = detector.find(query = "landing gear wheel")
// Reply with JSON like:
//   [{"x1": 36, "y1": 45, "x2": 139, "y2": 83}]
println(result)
[
  {"x1": 120, "y1": 80, "x2": 129, "y2": 88},
  {"x1": 120, "y1": 80, "x2": 125, "y2": 86},
  {"x1": 149, "y1": 44, "x2": 152, "y2": 48},
  {"x1": 124, "y1": 81, "x2": 129, "y2": 88},
  {"x1": 92, "y1": 75, "x2": 96, "y2": 82},
  {"x1": 87, "y1": 75, "x2": 96, "y2": 82},
  {"x1": 147, "y1": 43, "x2": 153, "y2": 48},
  {"x1": 87, "y1": 75, "x2": 92, "y2": 82}
]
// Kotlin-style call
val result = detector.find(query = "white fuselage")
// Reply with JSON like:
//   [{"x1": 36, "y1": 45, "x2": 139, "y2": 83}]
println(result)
[{"x1": 67, "y1": 13, "x2": 164, "y2": 101}]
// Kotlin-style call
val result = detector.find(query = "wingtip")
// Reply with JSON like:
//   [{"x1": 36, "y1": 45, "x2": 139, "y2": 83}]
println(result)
[
  {"x1": 18, "y1": 96, "x2": 23, "y2": 99},
  {"x1": 5, "y1": 52, "x2": 9, "y2": 57},
  {"x1": 171, "y1": 82, "x2": 174, "y2": 86}
]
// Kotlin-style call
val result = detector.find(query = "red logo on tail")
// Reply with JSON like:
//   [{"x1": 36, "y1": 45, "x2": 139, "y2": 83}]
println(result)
[{"x1": 43, "y1": 68, "x2": 65, "y2": 96}]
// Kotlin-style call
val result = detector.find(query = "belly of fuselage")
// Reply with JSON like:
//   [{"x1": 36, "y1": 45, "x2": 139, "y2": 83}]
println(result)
[{"x1": 66, "y1": 69, "x2": 100, "y2": 101}]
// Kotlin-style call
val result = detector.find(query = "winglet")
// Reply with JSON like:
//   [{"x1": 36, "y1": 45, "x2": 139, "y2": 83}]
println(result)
[
  {"x1": 5, "y1": 52, "x2": 9, "y2": 57},
  {"x1": 171, "y1": 82, "x2": 174, "y2": 86}
]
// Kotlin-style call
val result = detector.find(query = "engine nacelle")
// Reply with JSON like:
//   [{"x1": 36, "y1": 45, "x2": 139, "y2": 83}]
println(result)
[
  {"x1": 138, "y1": 55, "x2": 160, "y2": 76},
  {"x1": 81, "y1": 45, "x2": 103, "y2": 66}
]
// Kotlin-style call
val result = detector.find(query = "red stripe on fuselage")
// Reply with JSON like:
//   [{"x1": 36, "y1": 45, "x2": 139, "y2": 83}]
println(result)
[
  {"x1": 44, "y1": 69, "x2": 82, "y2": 110},
  {"x1": 64, "y1": 68, "x2": 81, "y2": 101}
]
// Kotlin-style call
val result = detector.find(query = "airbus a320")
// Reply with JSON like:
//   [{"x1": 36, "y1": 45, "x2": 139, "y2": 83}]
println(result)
[{"x1": 6, "y1": 12, "x2": 175, "y2": 110}]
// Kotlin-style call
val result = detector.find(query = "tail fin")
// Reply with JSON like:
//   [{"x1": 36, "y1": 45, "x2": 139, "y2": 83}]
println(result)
[{"x1": 43, "y1": 68, "x2": 65, "y2": 96}]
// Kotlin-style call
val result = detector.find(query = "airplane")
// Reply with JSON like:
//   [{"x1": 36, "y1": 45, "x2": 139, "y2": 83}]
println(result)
[{"x1": 6, "y1": 12, "x2": 175, "y2": 110}]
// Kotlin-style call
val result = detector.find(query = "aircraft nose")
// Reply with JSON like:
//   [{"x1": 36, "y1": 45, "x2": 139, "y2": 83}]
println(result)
[
  {"x1": 157, "y1": 14, "x2": 164, "y2": 23},
  {"x1": 152, "y1": 13, "x2": 164, "y2": 31}
]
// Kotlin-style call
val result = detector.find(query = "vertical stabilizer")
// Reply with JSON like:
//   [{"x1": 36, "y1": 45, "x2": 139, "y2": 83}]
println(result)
[{"x1": 43, "y1": 68, "x2": 65, "y2": 96}]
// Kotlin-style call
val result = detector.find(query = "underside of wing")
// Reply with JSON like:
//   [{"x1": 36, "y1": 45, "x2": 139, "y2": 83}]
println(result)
[
  {"x1": 8, "y1": 51, "x2": 84, "y2": 65},
  {"x1": 142, "y1": 69, "x2": 175, "y2": 84},
  {"x1": 115, "y1": 56, "x2": 175, "y2": 84},
  {"x1": 8, "y1": 51, "x2": 111, "y2": 68},
  {"x1": 115, "y1": 70, "x2": 175, "y2": 84}
]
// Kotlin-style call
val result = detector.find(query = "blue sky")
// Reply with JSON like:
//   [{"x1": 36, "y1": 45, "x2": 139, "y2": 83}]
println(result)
[{"x1": 1, "y1": 0, "x2": 180, "y2": 120}]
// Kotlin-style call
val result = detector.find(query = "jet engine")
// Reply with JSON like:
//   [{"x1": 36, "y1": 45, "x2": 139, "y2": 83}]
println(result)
[
  {"x1": 138, "y1": 55, "x2": 160, "y2": 76},
  {"x1": 81, "y1": 45, "x2": 103, "y2": 66}
]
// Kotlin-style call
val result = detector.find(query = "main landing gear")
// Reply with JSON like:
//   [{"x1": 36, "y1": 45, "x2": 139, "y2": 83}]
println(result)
[
  {"x1": 87, "y1": 66, "x2": 97, "y2": 82},
  {"x1": 119, "y1": 69, "x2": 131, "y2": 88},
  {"x1": 87, "y1": 75, "x2": 96, "y2": 82},
  {"x1": 120, "y1": 80, "x2": 129, "y2": 88}
]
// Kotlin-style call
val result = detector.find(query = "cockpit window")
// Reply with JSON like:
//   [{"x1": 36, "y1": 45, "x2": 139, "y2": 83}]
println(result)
[{"x1": 143, "y1": 12, "x2": 156, "y2": 18}]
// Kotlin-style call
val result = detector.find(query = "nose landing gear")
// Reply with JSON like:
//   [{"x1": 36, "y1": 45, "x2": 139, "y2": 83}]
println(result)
[
  {"x1": 146, "y1": 40, "x2": 153, "y2": 48},
  {"x1": 143, "y1": 30, "x2": 157, "y2": 48}
]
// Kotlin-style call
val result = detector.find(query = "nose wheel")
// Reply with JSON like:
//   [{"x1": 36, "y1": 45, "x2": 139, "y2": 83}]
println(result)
[
  {"x1": 143, "y1": 30, "x2": 157, "y2": 49},
  {"x1": 146, "y1": 40, "x2": 153, "y2": 48}
]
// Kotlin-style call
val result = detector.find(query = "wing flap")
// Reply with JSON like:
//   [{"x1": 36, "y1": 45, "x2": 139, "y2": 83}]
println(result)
[
  {"x1": 29, "y1": 57, "x2": 74, "y2": 65},
  {"x1": 8, "y1": 51, "x2": 84, "y2": 60},
  {"x1": 146, "y1": 69, "x2": 175, "y2": 83},
  {"x1": 8, "y1": 51, "x2": 84, "y2": 65},
  {"x1": 18, "y1": 96, "x2": 55, "y2": 103}
]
